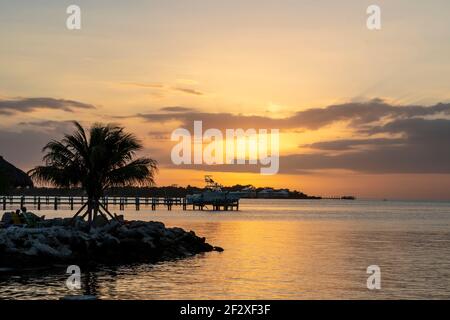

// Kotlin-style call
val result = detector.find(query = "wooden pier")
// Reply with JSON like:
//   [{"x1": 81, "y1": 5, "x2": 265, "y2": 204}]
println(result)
[{"x1": 0, "y1": 195, "x2": 239, "y2": 212}]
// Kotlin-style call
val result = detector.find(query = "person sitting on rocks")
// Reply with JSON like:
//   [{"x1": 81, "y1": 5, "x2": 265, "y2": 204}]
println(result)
[
  {"x1": 21, "y1": 207, "x2": 45, "y2": 227},
  {"x1": 0, "y1": 210, "x2": 25, "y2": 226},
  {"x1": 11, "y1": 209, "x2": 25, "y2": 225}
]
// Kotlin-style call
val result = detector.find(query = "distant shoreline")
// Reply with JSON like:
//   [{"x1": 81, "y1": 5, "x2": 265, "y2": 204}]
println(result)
[{"x1": 4, "y1": 186, "x2": 356, "y2": 200}]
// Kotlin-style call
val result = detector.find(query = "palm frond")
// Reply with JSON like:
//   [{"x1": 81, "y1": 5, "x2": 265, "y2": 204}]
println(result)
[{"x1": 105, "y1": 158, "x2": 158, "y2": 188}]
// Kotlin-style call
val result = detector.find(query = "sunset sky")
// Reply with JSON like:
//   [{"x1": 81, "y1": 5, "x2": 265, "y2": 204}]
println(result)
[{"x1": 1, "y1": 0, "x2": 450, "y2": 199}]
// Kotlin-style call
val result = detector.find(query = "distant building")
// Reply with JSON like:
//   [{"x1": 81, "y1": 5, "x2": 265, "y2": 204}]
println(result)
[
  {"x1": 257, "y1": 188, "x2": 289, "y2": 199},
  {"x1": 230, "y1": 186, "x2": 257, "y2": 198}
]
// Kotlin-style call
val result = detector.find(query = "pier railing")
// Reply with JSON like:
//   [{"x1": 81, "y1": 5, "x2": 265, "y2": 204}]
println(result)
[{"x1": 0, "y1": 195, "x2": 239, "y2": 211}]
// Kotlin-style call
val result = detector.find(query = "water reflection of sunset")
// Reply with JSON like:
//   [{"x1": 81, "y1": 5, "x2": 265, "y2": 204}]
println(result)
[{"x1": 2, "y1": 199, "x2": 450, "y2": 299}]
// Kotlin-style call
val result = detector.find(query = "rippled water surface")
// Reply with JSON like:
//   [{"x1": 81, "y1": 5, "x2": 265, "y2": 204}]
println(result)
[{"x1": 1, "y1": 199, "x2": 450, "y2": 299}]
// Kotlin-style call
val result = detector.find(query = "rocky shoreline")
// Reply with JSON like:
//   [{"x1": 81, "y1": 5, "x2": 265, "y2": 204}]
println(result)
[{"x1": 0, "y1": 218, "x2": 223, "y2": 268}]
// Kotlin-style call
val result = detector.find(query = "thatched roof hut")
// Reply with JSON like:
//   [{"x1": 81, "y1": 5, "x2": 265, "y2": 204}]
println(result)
[{"x1": 0, "y1": 156, "x2": 33, "y2": 188}]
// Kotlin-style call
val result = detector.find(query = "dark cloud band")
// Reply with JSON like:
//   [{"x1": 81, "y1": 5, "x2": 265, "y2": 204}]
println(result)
[
  {"x1": 0, "y1": 97, "x2": 95, "y2": 115},
  {"x1": 137, "y1": 99, "x2": 450, "y2": 131}
]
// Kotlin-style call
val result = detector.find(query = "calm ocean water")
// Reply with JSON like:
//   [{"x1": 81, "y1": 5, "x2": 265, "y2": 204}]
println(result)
[{"x1": 1, "y1": 199, "x2": 450, "y2": 299}]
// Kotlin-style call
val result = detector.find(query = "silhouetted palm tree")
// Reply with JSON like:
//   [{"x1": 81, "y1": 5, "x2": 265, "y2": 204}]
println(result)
[{"x1": 29, "y1": 121, "x2": 157, "y2": 222}]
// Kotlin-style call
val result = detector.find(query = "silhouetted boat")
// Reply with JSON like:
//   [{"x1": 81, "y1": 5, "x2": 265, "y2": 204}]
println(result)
[{"x1": 186, "y1": 176, "x2": 240, "y2": 207}]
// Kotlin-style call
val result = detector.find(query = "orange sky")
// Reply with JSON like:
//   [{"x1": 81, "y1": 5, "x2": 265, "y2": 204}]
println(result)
[{"x1": 1, "y1": 1, "x2": 450, "y2": 200}]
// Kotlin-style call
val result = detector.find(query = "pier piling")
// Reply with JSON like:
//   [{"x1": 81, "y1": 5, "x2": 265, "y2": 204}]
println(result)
[{"x1": 0, "y1": 195, "x2": 240, "y2": 212}]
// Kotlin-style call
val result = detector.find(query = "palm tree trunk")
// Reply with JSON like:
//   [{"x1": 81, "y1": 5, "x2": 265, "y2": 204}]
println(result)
[
  {"x1": 87, "y1": 197, "x2": 94, "y2": 223},
  {"x1": 70, "y1": 201, "x2": 88, "y2": 223},
  {"x1": 75, "y1": 197, "x2": 100, "y2": 224},
  {"x1": 93, "y1": 199, "x2": 100, "y2": 220}
]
